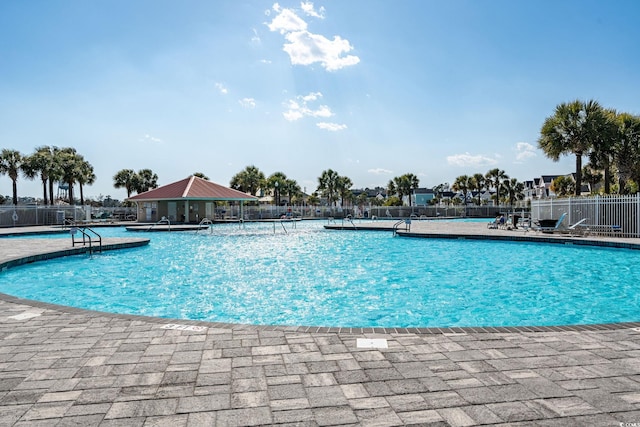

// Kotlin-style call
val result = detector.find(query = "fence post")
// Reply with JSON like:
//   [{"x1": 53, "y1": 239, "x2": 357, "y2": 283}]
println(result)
[{"x1": 637, "y1": 193, "x2": 640, "y2": 238}]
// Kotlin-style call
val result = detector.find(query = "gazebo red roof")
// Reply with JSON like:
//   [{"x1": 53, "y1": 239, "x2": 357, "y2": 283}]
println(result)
[{"x1": 127, "y1": 176, "x2": 258, "y2": 202}]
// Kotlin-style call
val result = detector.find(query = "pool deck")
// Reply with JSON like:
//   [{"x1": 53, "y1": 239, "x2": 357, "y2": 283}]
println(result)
[{"x1": 1, "y1": 223, "x2": 640, "y2": 425}]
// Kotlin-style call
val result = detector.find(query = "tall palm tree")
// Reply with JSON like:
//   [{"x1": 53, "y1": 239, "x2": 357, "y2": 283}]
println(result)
[
  {"x1": 57, "y1": 148, "x2": 84, "y2": 205},
  {"x1": 588, "y1": 108, "x2": 618, "y2": 194},
  {"x1": 485, "y1": 168, "x2": 507, "y2": 206},
  {"x1": 77, "y1": 160, "x2": 96, "y2": 206},
  {"x1": 49, "y1": 147, "x2": 66, "y2": 205},
  {"x1": 283, "y1": 178, "x2": 301, "y2": 205},
  {"x1": 135, "y1": 169, "x2": 158, "y2": 194},
  {"x1": 612, "y1": 113, "x2": 640, "y2": 194},
  {"x1": 337, "y1": 175, "x2": 353, "y2": 208},
  {"x1": 22, "y1": 146, "x2": 55, "y2": 204},
  {"x1": 538, "y1": 99, "x2": 604, "y2": 196},
  {"x1": 471, "y1": 173, "x2": 485, "y2": 205},
  {"x1": 113, "y1": 169, "x2": 138, "y2": 198},
  {"x1": 452, "y1": 175, "x2": 472, "y2": 205},
  {"x1": 317, "y1": 169, "x2": 340, "y2": 209},
  {"x1": 502, "y1": 178, "x2": 525, "y2": 206},
  {"x1": 388, "y1": 173, "x2": 420, "y2": 206},
  {"x1": 267, "y1": 172, "x2": 287, "y2": 206},
  {"x1": 0, "y1": 149, "x2": 24, "y2": 205}
]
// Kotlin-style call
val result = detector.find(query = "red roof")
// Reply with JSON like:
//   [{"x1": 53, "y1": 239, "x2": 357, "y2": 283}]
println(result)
[{"x1": 127, "y1": 176, "x2": 258, "y2": 201}]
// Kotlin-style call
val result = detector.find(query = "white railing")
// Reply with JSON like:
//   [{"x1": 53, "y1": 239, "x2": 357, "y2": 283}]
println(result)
[{"x1": 531, "y1": 194, "x2": 640, "y2": 238}]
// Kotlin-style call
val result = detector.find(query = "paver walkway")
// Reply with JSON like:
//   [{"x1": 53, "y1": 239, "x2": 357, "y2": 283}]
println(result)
[{"x1": 1, "y1": 223, "x2": 640, "y2": 425}]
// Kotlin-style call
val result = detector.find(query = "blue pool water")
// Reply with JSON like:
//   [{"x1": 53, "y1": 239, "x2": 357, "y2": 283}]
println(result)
[{"x1": 1, "y1": 221, "x2": 639, "y2": 328}]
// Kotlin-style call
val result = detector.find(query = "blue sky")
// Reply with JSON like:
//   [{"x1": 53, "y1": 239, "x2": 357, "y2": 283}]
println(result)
[{"x1": 1, "y1": 0, "x2": 639, "y2": 201}]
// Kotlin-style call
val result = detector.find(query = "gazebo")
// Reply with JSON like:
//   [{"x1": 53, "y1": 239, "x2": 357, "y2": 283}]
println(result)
[{"x1": 127, "y1": 175, "x2": 258, "y2": 223}]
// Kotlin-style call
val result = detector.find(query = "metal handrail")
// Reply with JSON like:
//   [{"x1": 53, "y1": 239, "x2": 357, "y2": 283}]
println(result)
[
  {"x1": 392, "y1": 218, "x2": 412, "y2": 236},
  {"x1": 147, "y1": 217, "x2": 170, "y2": 232},
  {"x1": 195, "y1": 218, "x2": 213, "y2": 235},
  {"x1": 341, "y1": 215, "x2": 357, "y2": 229},
  {"x1": 71, "y1": 226, "x2": 102, "y2": 254}
]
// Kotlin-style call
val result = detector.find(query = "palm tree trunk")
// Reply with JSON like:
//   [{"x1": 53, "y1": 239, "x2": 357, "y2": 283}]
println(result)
[
  {"x1": 575, "y1": 154, "x2": 582, "y2": 196},
  {"x1": 80, "y1": 184, "x2": 85, "y2": 206},
  {"x1": 12, "y1": 179, "x2": 17, "y2": 206},
  {"x1": 41, "y1": 178, "x2": 48, "y2": 205},
  {"x1": 48, "y1": 180, "x2": 54, "y2": 205},
  {"x1": 68, "y1": 181, "x2": 75, "y2": 205}
]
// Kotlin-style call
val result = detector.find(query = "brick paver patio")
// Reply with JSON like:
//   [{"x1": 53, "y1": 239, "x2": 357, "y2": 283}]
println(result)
[{"x1": 1, "y1": 223, "x2": 640, "y2": 425}]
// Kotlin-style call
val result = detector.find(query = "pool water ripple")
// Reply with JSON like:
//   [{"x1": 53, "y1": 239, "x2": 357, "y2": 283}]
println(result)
[{"x1": 1, "y1": 221, "x2": 639, "y2": 328}]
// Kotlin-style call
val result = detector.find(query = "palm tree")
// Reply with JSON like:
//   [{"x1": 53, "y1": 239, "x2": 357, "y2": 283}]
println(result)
[
  {"x1": 471, "y1": 173, "x2": 485, "y2": 205},
  {"x1": 502, "y1": 178, "x2": 525, "y2": 206},
  {"x1": 337, "y1": 175, "x2": 353, "y2": 208},
  {"x1": 538, "y1": 99, "x2": 604, "y2": 196},
  {"x1": 22, "y1": 146, "x2": 55, "y2": 204},
  {"x1": 588, "y1": 108, "x2": 618, "y2": 194},
  {"x1": 230, "y1": 165, "x2": 265, "y2": 196},
  {"x1": 405, "y1": 173, "x2": 420, "y2": 207},
  {"x1": 452, "y1": 175, "x2": 472, "y2": 206},
  {"x1": 77, "y1": 160, "x2": 96, "y2": 206},
  {"x1": 57, "y1": 148, "x2": 84, "y2": 205},
  {"x1": 282, "y1": 178, "x2": 301, "y2": 205},
  {"x1": 0, "y1": 149, "x2": 24, "y2": 205},
  {"x1": 317, "y1": 169, "x2": 340, "y2": 209},
  {"x1": 113, "y1": 169, "x2": 138, "y2": 198},
  {"x1": 612, "y1": 113, "x2": 640, "y2": 194},
  {"x1": 267, "y1": 172, "x2": 287, "y2": 206},
  {"x1": 388, "y1": 173, "x2": 420, "y2": 206},
  {"x1": 485, "y1": 168, "x2": 507, "y2": 206},
  {"x1": 49, "y1": 147, "x2": 66, "y2": 205},
  {"x1": 135, "y1": 169, "x2": 158, "y2": 193}
]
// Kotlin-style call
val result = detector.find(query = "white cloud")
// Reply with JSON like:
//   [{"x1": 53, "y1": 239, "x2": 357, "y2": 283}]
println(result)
[
  {"x1": 267, "y1": 3, "x2": 359, "y2": 71},
  {"x1": 316, "y1": 122, "x2": 347, "y2": 131},
  {"x1": 368, "y1": 168, "x2": 393, "y2": 175},
  {"x1": 515, "y1": 142, "x2": 537, "y2": 161},
  {"x1": 282, "y1": 31, "x2": 360, "y2": 71},
  {"x1": 301, "y1": 2, "x2": 325, "y2": 19},
  {"x1": 446, "y1": 152, "x2": 499, "y2": 167},
  {"x1": 283, "y1": 92, "x2": 333, "y2": 121},
  {"x1": 239, "y1": 98, "x2": 256, "y2": 109},
  {"x1": 268, "y1": 6, "x2": 307, "y2": 34},
  {"x1": 140, "y1": 134, "x2": 163, "y2": 143},
  {"x1": 215, "y1": 83, "x2": 228, "y2": 95},
  {"x1": 302, "y1": 92, "x2": 322, "y2": 102}
]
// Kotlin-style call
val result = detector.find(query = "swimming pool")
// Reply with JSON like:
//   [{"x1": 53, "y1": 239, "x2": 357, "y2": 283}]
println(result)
[{"x1": 1, "y1": 221, "x2": 639, "y2": 328}]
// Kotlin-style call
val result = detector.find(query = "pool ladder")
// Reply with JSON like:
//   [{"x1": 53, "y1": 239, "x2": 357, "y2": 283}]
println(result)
[
  {"x1": 392, "y1": 218, "x2": 411, "y2": 236},
  {"x1": 274, "y1": 218, "x2": 297, "y2": 234},
  {"x1": 147, "y1": 217, "x2": 170, "y2": 232},
  {"x1": 70, "y1": 225, "x2": 102, "y2": 254},
  {"x1": 194, "y1": 218, "x2": 214, "y2": 235}
]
